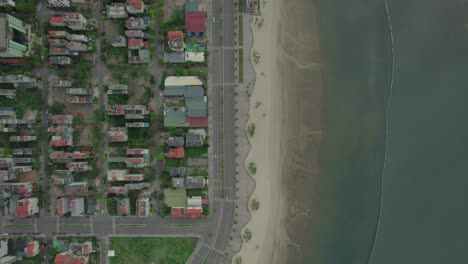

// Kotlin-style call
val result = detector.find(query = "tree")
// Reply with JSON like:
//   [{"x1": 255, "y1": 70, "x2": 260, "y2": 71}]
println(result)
[
  {"x1": 248, "y1": 162, "x2": 257, "y2": 174},
  {"x1": 235, "y1": 257, "x2": 243, "y2": 264},
  {"x1": 251, "y1": 199, "x2": 260, "y2": 211},
  {"x1": 247, "y1": 123, "x2": 255, "y2": 136},
  {"x1": 243, "y1": 229, "x2": 252, "y2": 242},
  {"x1": 48, "y1": 101, "x2": 65, "y2": 114}
]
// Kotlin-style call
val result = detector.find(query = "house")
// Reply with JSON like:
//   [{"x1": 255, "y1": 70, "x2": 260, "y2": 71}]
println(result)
[
  {"x1": 108, "y1": 127, "x2": 128, "y2": 142},
  {"x1": 163, "y1": 84, "x2": 207, "y2": 127},
  {"x1": 170, "y1": 207, "x2": 184, "y2": 217},
  {"x1": 106, "y1": 35, "x2": 127, "y2": 47},
  {"x1": 125, "y1": 30, "x2": 149, "y2": 39},
  {"x1": 48, "y1": 38, "x2": 69, "y2": 47},
  {"x1": 136, "y1": 197, "x2": 150, "y2": 217},
  {"x1": 169, "y1": 167, "x2": 186, "y2": 177},
  {"x1": 106, "y1": 104, "x2": 149, "y2": 119},
  {"x1": 15, "y1": 197, "x2": 39, "y2": 218},
  {"x1": 125, "y1": 17, "x2": 149, "y2": 30},
  {"x1": 164, "y1": 52, "x2": 186, "y2": 64},
  {"x1": 0, "y1": 107, "x2": 15, "y2": 120},
  {"x1": 49, "y1": 13, "x2": 92, "y2": 31},
  {"x1": 166, "y1": 137, "x2": 184, "y2": 147},
  {"x1": 55, "y1": 252, "x2": 89, "y2": 264},
  {"x1": 51, "y1": 79, "x2": 72, "y2": 88},
  {"x1": 53, "y1": 175, "x2": 74, "y2": 185},
  {"x1": 65, "y1": 182, "x2": 88, "y2": 195},
  {"x1": 12, "y1": 148, "x2": 33, "y2": 156},
  {"x1": 107, "y1": 3, "x2": 128, "y2": 19},
  {"x1": 70, "y1": 241, "x2": 93, "y2": 255},
  {"x1": 185, "y1": 12, "x2": 206, "y2": 37},
  {"x1": 164, "y1": 188, "x2": 187, "y2": 208},
  {"x1": 0, "y1": 240, "x2": 7, "y2": 258},
  {"x1": 167, "y1": 31, "x2": 184, "y2": 51},
  {"x1": 0, "y1": 14, "x2": 30, "y2": 58},
  {"x1": 128, "y1": 49, "x2": 150, "y2": 64},
  {"x1": 51, "y1": 134, "x2": 73, "y2": 147},
  {"x1": 67, "y1": 96, "x2": 93, "y2": 104},
  {"x1": 66, "y1": 88, "x2": 90, "y2": 95},
  {"x1": 107, "y1": 170, "x2": 144, "y2": 182},
  {"x1": 187, "y1": 196, "x2": 202, "y2": 207},
  {"x1": 107, "y1": 84, "x2": 128, "y2": 95},
  {"x1": 185, "y1": 177, "x2": 206, "y2": 189},
  {"x1": 186, "y1": 132, "x2": 204, "y2": 147},
  {"x1": 70, "y1": 197, "x2": 85, "y2": 216},
  {"x1": 185, "y1": 207, "x2": 203, "y2": 219},
  {"x1": 185, "y1": 0, "x2": 199, "y2": 12},
  {"x1": 126, "y1": 0, "x2": 145, "y2": 14},
  {"x1": 86, "y1": 198, "x2": 95, "y2": 215},
  {"x1": 0, "y1": 89, "x2": 16, "y2": 99},
  {"x1": 0, "y1": 182, "x2": 34, "y2": 197},
  {"x1": 167, "y1": 147, "x2": 185, "y2": 159},
  {"x1": 118, "y1": 198, "x2": 130, "y2": 216},
  {"x1": 49, "y1": 56, "x2": 72, "y2": 65},
  {"x1": 128, "y1": 38, "x2": 145, "y2": 49},
  {"x1": 25, "y1": 241, "x2": 40, "y2": 257},
  {"x1": 56, "y1": 197, "x2": 70, "y2": 216},
  {"x1": 185, "y1": 51, "x2": 204, "y2": 62},
  {"x1": 0, "y1": 256, "x2": 16, "y2": 264},
  {"x1": 47, "y1": 0, "x2": 71, "y2": 7},
  {"x1": 50, "y1": 31, "x2": 89, "y2": 42},
  {"x1": 164, "y1": 76, "x2": 203, "y2": 87},
  {"x1": 67, "y1": 41, "x2": 88, "y2": 51},
  {"x1": 0, "y1": 75, "x2": 38, "y2": 88},
  {"x1": 125, "y1": 122, "x2": 149, "y2": 128},
  {"x1": 172, "y1": 177, "x2": 184, "y2": 188},
  {"x1": 51, "y1": 114, "x2": 73, "y2": 125},
  {"x1": 8, "y1": 135, "x2": 35, "y2": 143}
]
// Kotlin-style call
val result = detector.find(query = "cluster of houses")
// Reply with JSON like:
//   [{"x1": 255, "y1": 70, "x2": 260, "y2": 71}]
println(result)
[
  {"x1": 48, "y1": 13, "x2": 94, "y2": 65},
  {"x1": 106, "y1": 104, "x2": 150, "y2": 142},
  {"x1": 0, "y1": 238, "x2": 41, "y2": 263},
  {"x1": 47, "y1": 0, "x2": 93, "y2": 8},
  {"x1": 163, "y1": 76, "x2": 208, "y2": 128},
  {"x1": 0, "y1": 182, "x2": 39, "y2": 218},
  {"x1": 53, "y1": 239, "x2": 94, "y2": 264},
  {"x1": 106, "y1": 0, "x2": 153, "y2": 64},
  {"x1": 0, "y1": 75, "x2": 38, "y2": 99},
  {"x1": 164, "y1": 0, "x2": 207, "y2": 64},
  {"x1": 51, "y1": 79, "x2": 93, "y2": 104}
]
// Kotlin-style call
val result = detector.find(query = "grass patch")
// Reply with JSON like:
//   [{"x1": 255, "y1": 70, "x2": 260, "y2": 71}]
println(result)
[
  {"x1": 239, "y1": 14, "x2": 243, "y2": 45},
  {"x1": 109, "y1": 237, "x2": 198, "y2": 264},
  {"x1": 239, "y1": 48, "x2": 244, "y2": 83}
]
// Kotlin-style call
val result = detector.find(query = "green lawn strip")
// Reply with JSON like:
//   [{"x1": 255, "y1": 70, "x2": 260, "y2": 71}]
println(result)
[
  {"x1": 239, "y1": 48, "x2": 244, "y2": 83},
  {"x1": 239, "y1": 14, "x2": 243, "y2": 45},
  {"x1": 5, "y1": 224, "x2": 33, "y2": 227},
  {"x1": 109, "y1": 237, "x2": 198, "y2": 264}
]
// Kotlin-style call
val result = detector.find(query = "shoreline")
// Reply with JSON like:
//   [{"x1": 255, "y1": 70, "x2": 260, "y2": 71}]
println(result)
[{"x1": 234, "y1": 0, "x2": 324, "y2": 263}]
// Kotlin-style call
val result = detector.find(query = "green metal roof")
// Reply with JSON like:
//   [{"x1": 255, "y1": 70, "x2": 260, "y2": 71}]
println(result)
[
  {"x1": 185, "y1": 0, "x2": 199, "y2": 12},
  {"x1": 163, "y1": 86, "x2": 204, "y2": 98},
  {"x1": 186, "y1": 99, "x2": 207, "y2": 117},
  {"x1": 164, "y1": 187, "x2": 187, "y2": 207},
  {"x1": 164, "y1": 107, "x2": 187, "y2": 127}
]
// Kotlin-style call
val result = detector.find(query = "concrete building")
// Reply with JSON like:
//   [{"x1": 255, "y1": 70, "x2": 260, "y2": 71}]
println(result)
[
  {"x1": 15, "y1": 197, "x2": 39, "y2": 217},
  {"x1": 49, "y1": 13, "x2": 92, "y2": 31},
  {"x1": 107, "y1": 84, "x2": 128, "y2": 94},
  {"x1": 125, "y1": 16, "x2": 148, "y2": 30},
  {"x1": 0, "y1": 75, "x2": 37, "y2": 89},
  {"x1": 65, "y1": 182, "x2": 88, "y2": 196},
  {"x1": 56, "y1": 197, "x2": 70, "y2": 216},
  {"x1": 70, "y1": 197, "x2": 84, "y2": 216},
  {"x1": 126, "y1": 0, "x2": 145, "y2": 14},
  {"x1": 49, "y1": 56, "x2": 71, "y2": 65},
  {"x1": 47, "y1": 0, "x2": 71, "y2": 8},
  {"x1": 106, "y1": 35, "x2": 126, "y2": 47},
  {"x1": 0, "y1": 14, "x2": 29, "y2": 58},
  {"x1": 136, "y1": 197, "x2": 150, "y2": 217},
  {"x1": 51, "y1": 79, "x2": 72, "y2": 87},
  {"x1": 0, "y1": 0, "x2": 15, "y2": 7},
  {"x1": 108, "y1": 127, "x2": 128, "y2": 142},
  {"x1": 128, "y1": 49, "x2": 150, "y2": 64},
  {"x1": 107, "y1": 170, "x2": 143, "y2": 182},
  {"x1": 25, "y1": 241, "x2": 40, "y2": 257},
  {"x1": 106, "y1": 3, "x2": 128, "y2": 19},
  {"x1": 118, "y1": 198, "x2": 130, "y2": 216}
]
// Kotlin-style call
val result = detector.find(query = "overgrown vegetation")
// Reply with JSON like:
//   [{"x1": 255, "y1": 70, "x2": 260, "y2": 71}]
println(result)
[
  {"x1": 251, "y1": 199, "x2": 260, "y2": 211},
  {"x1": 247, "y1": 123, "x2": 255, "y2": 136},
  {"x1": 248, "y1": 162, "x2": 257, "y2": 175},
  {"x1": 243, "y1": 229, "x2": 252, "y2": 242}
]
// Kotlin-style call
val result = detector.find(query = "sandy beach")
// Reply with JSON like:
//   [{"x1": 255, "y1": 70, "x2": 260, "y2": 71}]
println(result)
[{"x1": 235, "y1": 0, "x2": 323, "y2": 263}]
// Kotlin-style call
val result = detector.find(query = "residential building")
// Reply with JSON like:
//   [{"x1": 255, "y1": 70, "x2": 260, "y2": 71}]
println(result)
[
  {"x1": 166, "y1": 136, "x2": 184, "y2": 147},
  {"x1": 136, "y1": 197, "x2": 150, "y2": 217},
  {"x1": 164, "y1": 76, "x2": 203, "y2": 87},
  {"x1": 172, "y1": 177, "x2": 184, "y2": 188},
  {"x1": 9, "y1": 135, "x2": 36, "y2": 142},
  {"x1": 164, "y1": 51, "x2": 185, "y2": 64},
  {"x1": 15, "y1": 197, "x2": 39, "y2": 217},
  {"x1": 70, "y1": 197, "x2": 84, "y2": 216},
  {"x1": 51, "y1": 135, "x2": 73, "y2": 147},
  {"x1": 106, "y1": 104, "x2": 149, "y2": 119},
  {"x1": 169, "y1": 167, "x2": 186, "y2": 177},
  {"x1": 56, "y1": 197, "x2": 70, "y2": 216},
  {"x1": 53, "y1": 175, "x2": 74, "y2": 185},
  {"x1": 167, "y1": 31, "x2": 184, "y2": 51},
  {"x1": 170, "y1": 207, "x2": 184, "y2": 217},
  {"x1": 49, "y1": 31, "x2": 89, "y2": 42},
  {"x1": 65, "y1": 182, "x2": 88, "y2": 195},
  {"x1": 185, "y1": 12, "x2": 206, "y2": 36},
  {"x1": 51, "y1": 79, "x2": 72, "y2": 87},
  {"x1": 185, "y1": 207, "x2": 203, "y2": 219},
  {"x1": 106, "y1": 35, "x2": 127, "y2": 48},
  {"x1": 185, "y1": 176, "x2": 206, "y2": 189},
  {"x1": 106, "y1": 3, "x2": 128, "y2": 19},
  {"x1": 12, "y1": 148, "x2": 33, "y2": 156},
  {"x1": 0, "y1": 240, "x2": 7, "y2": 258},
  {"x1": 66, "y1": 162, "x2": 89, "y2": 172},
  {"x1": 70, "y1": 241, "x2": 93, "y2": 255},
  {"x1": 49, "y1": 13, "x2": 93, "y2": 31},
  {"x1": 49, "y1": 39, "x2": 68, "y2": 48},
  {"x1": 167, "y1": 147, "x2": 185, "y2": 159},
  {"x1": 108, "y1": 127, "x2": 128, "y2": 142},
  {"x1": 67, "y1": 96, "x2": 93, "y2": 104},
  {"x1": 0, "y1": 75, "x2": 38, "y2": 88},
  {"x1": 125, "y1": 122, "x2": 149, "y2": 128},
  {"x1": 187, "y1": 196, "x2": 202, "y2": 207},
  {"x1": 108, "y1": 182, "x2": 150, "y2": 195},
  {"x1": 126, "y1": 0, "x2": 145, "y2": 14},
  {"x1": 107, "y1": 84, "x2": 128, "y2": 94},
  {"x1": 51, "y1": 114, "x2": 73, "y2": 125},
  {"x1": 128, "y1": 49, "x2": 150, "y2": 64},
  {"x1": 126, "y1": 149, "x2": 149, "y2": 155},
  {"x1": 118, "y1": 198, "x2": 130, "y2": 216},
  {"x1": 128, "y1": 38, "x2": 145, "y2": 49},
  {"x1": 47, "y1": 0, "x2": 71, "y2": 8},
  {"x1": 107, "y1": 170, "x2": 143, "y2": 182},
  {"x1": 66, "y1": 88, "x2": 90, "y2": 95},
  {"x1": 54, "y1": 252, "x2": 89, "y2": 264},
  {"x1": 0, "y1": 0, "x2": 15, "y2": 7},
  {"x1": 0, "y1": 89, "x2": 16, "y2": 99},
  {"x1": 185, "y1": 51, "x2": 204, "y2": 62},
  {"x1": 186, "y1": 132, "x2": 203, "y2": 147},
  {"x1": 0, "y1": 256, "x2": 16, "y2": 264},
  {"x1": 0, "y1": 107, "x2": 15, "y2": 120},
  {"x1": 185, "y1": 0, "x2": 199, "y2": 12},
  {"x1": 0, "y1": 182, "x2": 34, "y2": 197},
  {"x1": 125, "y1": 30, "x2": 148, "y2": 39},
  {"x1": 49, "y1": 56, "x2": 71, "y2": 65},
  {"x1": 0, "y1": 14, "x2": 29, "y2": 58},
  {"x1": 125, "y1": 157, "x2": 148, "y2": 168},
  {"x1": 67, "y1": 41, "x2": 88, "y2": 51},
  {"x1": 25, "y1": 241, "x2": 40, "y2": 257},
  {"x1": 125, "y1": 17, "x2": 148, "y2": 30}
]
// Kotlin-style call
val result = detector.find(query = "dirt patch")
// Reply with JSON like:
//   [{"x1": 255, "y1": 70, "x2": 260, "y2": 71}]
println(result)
[
  {"x1": 23, "y1": 109, "x2": 38, "y2": 120},
  {"x1": 128, "y1": 76, "x2": 149, "y2": 104},
  {"x1": 16, "y1": 171, "x2": 39, "y2": 182},
  {"x1": 78, "y1": 125, "x2": 92, "y2": 147},
  {"x1": 104, "y1": 20, "x2": 119, "y2": 35},
  {"x1": 53, "y1": 185, "x2": 66, "y2": 197}
]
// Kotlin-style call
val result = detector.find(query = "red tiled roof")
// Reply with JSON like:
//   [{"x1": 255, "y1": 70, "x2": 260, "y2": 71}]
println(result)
[
  {"x1": 128, "y1": 0, "x2": 143, "y2": 10},
  {"x1": 171, "y1": 207, "x2": 184, "y2": 217},
  {"x1": 202, "y1": 198, "x2": 209, "y2": 205},
  {"x1": 83, "y1": 244, "x2": 89, "y2": 255},
  {"x1": 26, "y1": 241, "x2": 37, "y2": 257},
  {"x1": 185, "y1": 208, "x2": 203, "y2": 219},
  {"x1": 50, "y1": 16, "x2": 65, "y2": 24},
  {"x1": 55, "y1": 253, "x2": 87, "y2": 264},
  {"x1": 187, "y1": 117, "x2": 208, "y2": 127},
  {"x1": 119, "y1": 204, "x2": 128, "y2": 215},
  {"x1": 167, "y1": 147, "x2": 185, "y2": 158},
  {"x1": 15, "y1": 200, "x2": 30, "y2": 218},
  {"x1": 167, "y1": 31, "x2": 184, "y2": 40},
  {"x1": 128, "y1": 38, "x2": 144, "y2": 49},
  {"x1": 185, "y1": 12, "x2": 206, "y2": 33}
]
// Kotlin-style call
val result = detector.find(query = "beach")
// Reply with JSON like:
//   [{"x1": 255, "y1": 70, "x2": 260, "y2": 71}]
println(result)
[{"x1": 235, "y1": 0, "x2": 323, "y2": 263}]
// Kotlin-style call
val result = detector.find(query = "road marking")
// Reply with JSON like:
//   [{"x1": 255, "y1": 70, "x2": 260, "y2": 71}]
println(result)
[{"x1": 115, "y1": 224, "x2": 147, "y2": 227}]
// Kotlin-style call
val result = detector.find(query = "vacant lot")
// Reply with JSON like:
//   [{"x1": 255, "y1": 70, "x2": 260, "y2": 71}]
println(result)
[{"x1": 109, "y1": 237, "x2": 198, "y2": 264}]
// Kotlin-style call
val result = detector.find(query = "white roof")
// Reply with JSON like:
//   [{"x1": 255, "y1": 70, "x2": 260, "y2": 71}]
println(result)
[
  {"x1": 187, "y1": 196, "x2": 202, "y2": 207},
  {"x1": 164, "y1": 76, "x2": 203, "y2": 87},
  {"x1": 185, "y1": 52, "x2": 205, "y2": 62},
  {"x1": 108, "y1": 250, "x2": 115, "y2": 257}
]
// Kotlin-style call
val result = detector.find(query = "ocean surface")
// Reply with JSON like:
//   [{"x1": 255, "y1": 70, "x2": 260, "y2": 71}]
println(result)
[{"x1": 301, "y1": 0, "x2": 468, "y2": 263}]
